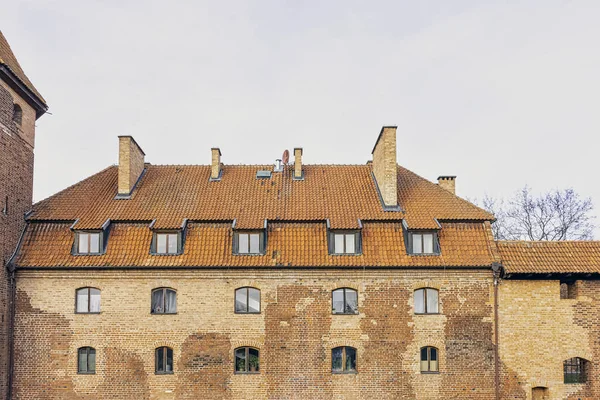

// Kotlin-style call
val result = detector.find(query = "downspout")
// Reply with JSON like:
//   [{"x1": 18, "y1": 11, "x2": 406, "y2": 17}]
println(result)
[
  {"x1": 6, "y1": 222, "x2": 28, "y2": 400},
  {"x1": 492, "y1": 262, "x2": 502, "y2": 400}
]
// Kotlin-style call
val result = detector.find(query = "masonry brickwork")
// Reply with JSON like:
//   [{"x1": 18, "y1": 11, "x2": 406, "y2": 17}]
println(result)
[
  {"x1": 13, "y1": 269, "x2": 497, "y2": 400},
  {"x1": 0, "y1": 81, "x2": 36, "y2": 400}
]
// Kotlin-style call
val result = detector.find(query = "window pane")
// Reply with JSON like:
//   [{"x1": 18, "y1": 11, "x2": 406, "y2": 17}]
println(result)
[
  {"x1": 166, "y1": 348, "x2": 173, "y2": 372},
  {"x1": 426, "y1": 289, "x2": 438, "y2": 313},
  {"x1": 334, "y1": 234, "x2": 344, "y2": 254},
  {"x1": 332, "y1": 289, "x2": 344, "y2": 314},
  {"x1": 78, "y1": 349, "x2": 88, "y2": 372},
  {"x1": 248, "y1": 288, "x2": 260, "y2": 313},
  {"x1": 76, "y1": 288, "x2": 89, "y2": 313},
  {"x1": 88, "y1": 348, "x2": 96, "y2": 373},
  {"x1": 249, "y1": 348, "x2": 259, "y2": 372},
  {"x1": 152, "y1": 290, "x2": 164, "y2": 313},
  {"x1": 235, "y1": 348, "x2": 246, "y2": 372},
  {"x1": 430, "y1": 348, "x2": 438, "y2": 371},
  {"x1": 249, "y1": 234, "x2": 260, "y2": 254},
  {"x1": 238, "y1": 234, "x2": 249, "y2": 254},
  {"x1": 89, "y1": 233, "x2": 100, "y2": 253},
  {"x1": 157, "y1": 348, "x2": 164, "y2": 372},
  {"x1": 414, "y1": 289, "x2": 425, "y2": 313},
  {"x1": 235, "y1": 288, "x2": 247, "y2": 312},
  {"x1": 157, "y1": 234, "x2": 167, "y2": 254},
  {"x1": 412, "y1": 234, "x2": 423, "y2": 254},
  {"x1": 167, "y1": 234, "x2": 178, "y2": 254},
  {"x1": 345, "y1": 289, "x2": 358, "y2": 314},
  {"x1": 165, "y1": 289, "x2": 177, "y2": 313},
  {"x1": 420, "y1": 347, "x2": 428, "y2": 361},
  {"x1": 423, "y1": 234, "x2": 434, "y2": 254},
  {"x1": 345, "y1": 347, "x2": 356, "y2": 371},
  {"x1": 421, "y1": 360, "x2": 429, "y2": 372},
  {"x1": 332, "y1": 347, "x2": 343, "y2": 371},
  {"x1": 79, "y1": 233, "x2": 89, "y2": 253},
  {"x1": 345, "y1": 234, "x2": 355, "y2": 254},
  {"x1": 89, "y1": 288, "x2": 101, "y2": 313}
]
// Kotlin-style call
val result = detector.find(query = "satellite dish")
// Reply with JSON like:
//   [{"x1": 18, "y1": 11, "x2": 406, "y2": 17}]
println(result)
[{"x1": 282, "y1": 149, "x2": 290, "y2": 164}]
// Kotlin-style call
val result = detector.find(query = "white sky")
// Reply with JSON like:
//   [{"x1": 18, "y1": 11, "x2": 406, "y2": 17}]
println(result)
[{"x1": 2, "y1": 1, "x2": 600, "y2": 235}]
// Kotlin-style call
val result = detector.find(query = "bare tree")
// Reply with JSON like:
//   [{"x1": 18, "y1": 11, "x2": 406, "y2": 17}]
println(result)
[{"x1": 478, "y1": 187, "x2": 595, "y2": 241}]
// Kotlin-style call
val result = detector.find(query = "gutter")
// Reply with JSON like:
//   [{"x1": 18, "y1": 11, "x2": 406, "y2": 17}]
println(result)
[{"x1": 492, "y1": 262, "x2": 502, "y2": 400}]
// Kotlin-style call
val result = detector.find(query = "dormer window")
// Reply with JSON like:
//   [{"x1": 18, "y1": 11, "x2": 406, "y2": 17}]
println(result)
[
  {"x1": 408, "y1": 231, "x2": 439, "y2": 255},
  {"x1": 152, "y1": 232, "x2": 180, "y2": 255},
  {"x1": 329, "y1": 231, "x2": 361, "y2": 255},
  {"x1": 76, "y1": 232, "x2": 102, "y2": 254},
  {"x1": 234, "y1": 231, "x2": 264, "y2": 255}
]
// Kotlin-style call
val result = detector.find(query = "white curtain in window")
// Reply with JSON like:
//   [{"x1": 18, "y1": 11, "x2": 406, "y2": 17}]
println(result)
[
  {"x1": 249, "y1": 234, "x2": 260, "y2": 253},
  {"x1": 345, "y1": 234, "x2": 355, "y2": 253},
  {"x1": 79, "y1": 233, "x2": 89, "y2": 253},
  {"x1": 89, "y1": 288, "x2": 101, "y2": 312},
  {"x1": 76, "y1": 288, "x2": 89, "y2": 313},
  {"x1": 334, "y1": 234, "x2": 344, "y2": 254},
  {"x1": 412, "y1": 234, "x2": 423, "y2": 254},
  {"x1": 152, "y1": 290, "x2": 164, "y2": 313},
  {"x1": 238, "y1": 234, "x2": 249, "y2": 253},
  {"x1": 423, "y1": 234, "x2": 434, "y2": 254},
  {"x1": 426, "y1": 289, "x2": 438, "y2": 313},
  {"x1": 157, "y1": 234, "x2": 167, "y2": 254},
  {"x1": 165, "y1": 290, "x2": 177, "y2": 313},
  {"x1": 414, "y1": 289, "x2": 425, "y2": 313},
  {"x1": 248, "y1": 288, "x2": 260, "y2": 312},
  {"x1": 89, "y1": 233, "x2": 100, "y2": 253},
  {"x1": 167, "y1": 234, "x2": 178, "y2": 253}
]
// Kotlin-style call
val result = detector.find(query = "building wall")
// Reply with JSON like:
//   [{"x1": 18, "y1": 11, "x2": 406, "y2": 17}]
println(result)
[
  {"x1": 0, "y1": 81, "x2": 36, "y2": 400},
  {"x1": 13, "y1": 269, "x2": 496, "y2": 399},
  {"x1": 498, "y1": 279, "x2": 599, "y2": 400}
]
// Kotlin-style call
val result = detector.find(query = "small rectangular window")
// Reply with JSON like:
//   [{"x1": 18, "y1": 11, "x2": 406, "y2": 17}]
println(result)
[
  {"x1": 331, "y1": 231, "x2": 360, "y2": 255},
  {"x1": 410, "y1": 232, "x2": 438, "y2": 255},
  {"x1": 77, "y1": 232, "x2": 102, "y2": 254},
  {"x1": 235, "y1": 232, "x2": 263, "y2": 255},
  {"x1": 154, "y1": 233, "x2": 179, "y2": 255}
]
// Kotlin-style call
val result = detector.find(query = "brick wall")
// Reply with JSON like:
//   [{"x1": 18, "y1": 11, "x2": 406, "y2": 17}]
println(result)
[
  {"x1": 0, "y1": 81, "x2": 35, "y2": 399},
  {"x1": 498, "y1": 279, "x2": 599, "y2": 400},
  {"x1": 13, "y1": 269, "x2": 496, "y2": 399}
]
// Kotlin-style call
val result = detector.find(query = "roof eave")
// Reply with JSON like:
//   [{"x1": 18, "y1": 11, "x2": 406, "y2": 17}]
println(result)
[{"x1": 0, "y1": 64, "x2": 47, "y2": 119}]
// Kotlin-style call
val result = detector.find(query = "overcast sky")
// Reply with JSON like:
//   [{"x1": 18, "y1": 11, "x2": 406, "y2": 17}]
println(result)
[{"x1": 2, "y1": 1, "x2": 600, "y2": 235}]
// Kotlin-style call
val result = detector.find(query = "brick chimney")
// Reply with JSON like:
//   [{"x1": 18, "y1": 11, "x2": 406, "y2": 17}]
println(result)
[
  {"x1": 371, "y1": 126, "x2": 398, "y2": 209},
  {"x1": 293, "y1": 147, "x2": 303, "y2": 180},
  {"x1": 438, "y1": 176, "x2": 456, "y2": 195},
  {"x1": 118, "y1": 136, "x2": 145, "y2": 197},
  {"x1": 210, "y1": 147, "x2": 222, "y2": 180}
]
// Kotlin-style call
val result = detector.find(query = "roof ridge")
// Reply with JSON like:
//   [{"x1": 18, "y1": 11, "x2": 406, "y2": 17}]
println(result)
[{"x1": 497, "y1": 240, "x2": 600, "y2": 245}]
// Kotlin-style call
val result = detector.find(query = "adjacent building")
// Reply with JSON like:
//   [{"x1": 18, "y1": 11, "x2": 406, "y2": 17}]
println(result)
[{"x1": 1, "y1": 30, "x2": 599, "y2": 400}]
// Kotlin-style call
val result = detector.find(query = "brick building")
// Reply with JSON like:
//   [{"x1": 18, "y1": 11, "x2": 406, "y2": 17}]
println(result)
[
  {"x1": 0, "y1": 31, "x2": 47, "y2": 400},
  {"x1": 2, "y1": 31, "x2": 600, "y2": 400}
]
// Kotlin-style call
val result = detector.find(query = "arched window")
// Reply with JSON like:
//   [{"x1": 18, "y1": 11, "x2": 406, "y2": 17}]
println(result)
[
  {"x1": 12, "y1": 104, "x2": 22, "y2": 126},
  {"x1": 78, "y1": 347, "x2": 96, "y2": 374},
  {"x1": 76, "y1": 287, "x2": 101, "y2": 313},
  {"x1": 235, "y1": 347, "x2": 260, "y2": 373},
  {"x1": 331, "y1": 346, "x2": 357, "y2": 373},
  {"x1": 414, "y1": 288, "x2": 439, "y2": 314},
  {"x1": 332, "y1": 288, "x2": 358, "y2": 314},
  {"x1": 420, "y1": 346, "x2": 439, "y2": 373},
  {"x1": 235, "y1": 287, "x2": 260, "y2": 313},
  {"x1": 155, "y1": 347, "x2": 173, "y2": 374},
  {"x1": 564, "y1": 357, "x2": 588, "y2": 383},
  {"x1": 151, "y1": 288, "x2": 177, "y2": 314}
]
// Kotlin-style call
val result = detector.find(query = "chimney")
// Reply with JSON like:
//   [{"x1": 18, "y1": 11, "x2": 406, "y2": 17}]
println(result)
[
  {"x1": 438, "y1": 176, "x2": 456, "y2": 195},
  {"x1": 210, "y1": 148, "x2": 222, "y2": 180},
  {"x1": 371, "y1": 126, "x2": 398, "y2": 208},
  {"x1": 293, "y1": 148, "x2": 303, "y2": 180},
  {"x1": 118, "y1": 136, "x2": 145, "y2": 197}
]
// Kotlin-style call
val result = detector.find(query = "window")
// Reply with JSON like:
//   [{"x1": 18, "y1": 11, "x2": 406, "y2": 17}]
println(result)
[
  {"x1": 420, "y1": 346, "x2": 439, "y2": 373},
  {"x1": 332, "y1": 346, "x2": 357, "y2": 373},
  {"x1": 12, "y1": 104, "x2": 22, "y2": 126},
  {"x1": 78, "y1": 347, "x2": 96, "y2": 374},
  {"x1": 330, "y1": 231, "x2": 360, "y2": 254},
  {"x1": 77, "y1": 232, "x2": 101, "y2": 254},
  {"x1": 564, "y1": 357, "x2": 588, "y2": 383},
  {"x1": 560, "y1": 281, "x2": 577, "y2": 299},
  {"x1": 154, "y1": 232, "x2": 179, "y2": 254},
  {"x1": 155, "y1": 347, "x2": 174, "y2": 374},
  {"x1": 235, "y1": 347, "x2": 260, "y2": 373},
  {"x1": 332, "y1": 288, "x2": 358, "y2": 314},
  {"x1": 409, "y1": 232, "x2": 438, "y2": 255},
  {"x1": 151, "y1": 288, "x2": 177, "y2": 314},
  {"x1": 235, "y1": 287, "x2": 260, "y2": 313},
  {"x1": 414, "y1": 288, "x2": 439, "y2": 314},
  {"x1": 76, "y1": 288, "x2": 101, "y2": 313},
  {"x1": 234, "y1": 232, "x2": 263, "y2": 254}
]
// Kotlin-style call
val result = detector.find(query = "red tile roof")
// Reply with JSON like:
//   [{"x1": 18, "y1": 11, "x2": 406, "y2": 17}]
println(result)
[
  {"x1": 15, "y1": 221, "x2": 496, "y2": 268},
  {"x1": 29, "y1": 164, "x2": 492, "y2": 230},
  {"x1": 497, "y1": 240, "x2": 600, "y2": 274},
  {"x1": 0, "y1": 30, "x2": 46, "y2": 105}
]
